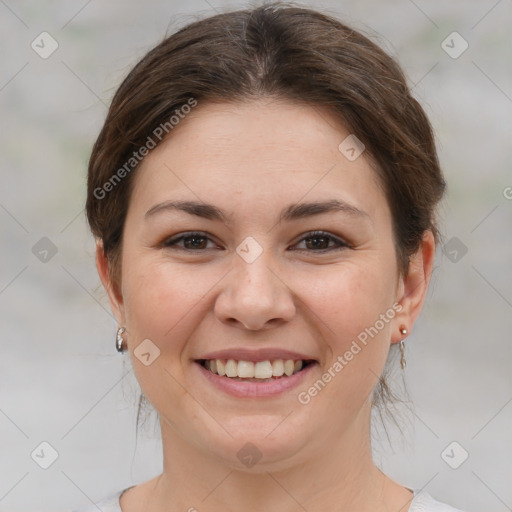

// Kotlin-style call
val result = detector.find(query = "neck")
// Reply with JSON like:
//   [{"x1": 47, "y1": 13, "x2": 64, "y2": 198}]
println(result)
[{"x1": 138, "y1": 404, "x2": 410, "y2": 512}]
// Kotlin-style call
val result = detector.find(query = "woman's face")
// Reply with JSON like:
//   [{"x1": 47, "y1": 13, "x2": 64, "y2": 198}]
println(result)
[{"x1": 98, "y1": 99, "x2": 432, "y2": 471}]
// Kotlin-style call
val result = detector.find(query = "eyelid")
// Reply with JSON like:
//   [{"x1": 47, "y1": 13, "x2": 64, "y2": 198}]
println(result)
[
  {"x1": 291, "y1": 230, "x2": 351, "y2": 252},
  {"x1": 161, "y1": 230, "x2": 350, "y2": 252},
  {"x1": 161, "y1": 231, "x2": 221, "y2": 250}
]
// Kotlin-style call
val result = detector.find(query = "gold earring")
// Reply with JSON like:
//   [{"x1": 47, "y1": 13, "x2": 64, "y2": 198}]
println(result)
[
  {"x1": 116, "y1": 327, "x2": 126, "y2": 352},
  {"x1": 399, "y1": 326, "x2": 407, "y2": 369},
  {"x1": 400, "y1": 340, "x2": 406, "y2": 369}
]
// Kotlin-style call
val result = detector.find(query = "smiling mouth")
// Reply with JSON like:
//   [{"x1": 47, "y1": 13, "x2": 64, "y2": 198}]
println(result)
[{"x1": 196, "y1": 358, "x2": 316, "y2": 382}]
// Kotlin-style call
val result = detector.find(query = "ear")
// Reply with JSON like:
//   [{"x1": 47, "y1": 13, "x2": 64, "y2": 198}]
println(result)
[
  {"x1": 96, "y1": 239, "x2": 125, "y2": 326},
  {"x1": 391, "y1": 230, "x2": 436, "y2": 344}
]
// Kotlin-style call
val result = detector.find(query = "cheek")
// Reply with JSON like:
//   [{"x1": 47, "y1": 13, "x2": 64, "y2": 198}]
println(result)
[
  {"x1": 294, "y1": 258, "x2": 397, "y2": 398},
  {"x1": 120, "y1": 258, "x2": 212, "y2": 412},
  {"x1": 300, "y1": 259, "x2": 397, "y2": 337},
  {"x1": 121, "y1": 256, "x2": 220, "y2": 342}
]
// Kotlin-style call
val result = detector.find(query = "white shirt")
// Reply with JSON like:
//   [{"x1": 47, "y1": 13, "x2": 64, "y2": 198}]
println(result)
[{"x1": 72, "y1": 487, "x2": 466, "y2": 511}]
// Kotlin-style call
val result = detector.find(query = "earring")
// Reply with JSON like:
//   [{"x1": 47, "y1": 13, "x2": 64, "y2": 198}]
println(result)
[
  {"x1": 400, "y1": 340, "x2": 406, "y2": 369},
  {"x1": 399, "y1": 326, "x2": 407, "y2": 369},
  {"x1": 116, "y1": 327, "x2": 126, "y2": 352}
]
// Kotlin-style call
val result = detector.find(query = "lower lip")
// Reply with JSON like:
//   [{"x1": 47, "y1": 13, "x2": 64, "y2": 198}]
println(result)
[{"x1": 193, "y1": 361, "x2": 317, "y2": 398}]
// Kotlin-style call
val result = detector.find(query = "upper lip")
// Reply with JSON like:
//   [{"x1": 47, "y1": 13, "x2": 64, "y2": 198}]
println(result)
[{"x1": 195, "y1": 348, "x2": 317, "y2": 363}]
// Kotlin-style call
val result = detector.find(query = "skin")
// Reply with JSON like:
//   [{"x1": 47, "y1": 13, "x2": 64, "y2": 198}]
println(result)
[{"x1": 97, "y1": 98, "x2": 435, "y2": 512}]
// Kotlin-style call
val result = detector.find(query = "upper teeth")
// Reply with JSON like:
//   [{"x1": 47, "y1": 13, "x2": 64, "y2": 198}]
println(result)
[{"x1": 204, "y1": 359, "x2": 304, "y2": 379}]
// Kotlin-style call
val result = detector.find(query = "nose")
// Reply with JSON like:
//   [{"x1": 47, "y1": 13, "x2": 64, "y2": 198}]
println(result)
[{"x1": 214, "y1": 254, "x2": 296, "y2": 331}]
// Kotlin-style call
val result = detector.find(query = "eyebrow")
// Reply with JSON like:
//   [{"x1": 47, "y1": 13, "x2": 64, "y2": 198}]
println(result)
[{"x1": 144, "y1": 199, "x2": 370, "y2": 223}]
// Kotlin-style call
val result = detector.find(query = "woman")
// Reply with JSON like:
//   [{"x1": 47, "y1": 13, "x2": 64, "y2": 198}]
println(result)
[{"x1": 79, "y1": 3, "x2": 465, "y2": 511}]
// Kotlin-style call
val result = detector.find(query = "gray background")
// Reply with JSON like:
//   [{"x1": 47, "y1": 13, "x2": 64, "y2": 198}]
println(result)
[{"x1": 1, "y1": 1, "x2": 511, "y2": 511}]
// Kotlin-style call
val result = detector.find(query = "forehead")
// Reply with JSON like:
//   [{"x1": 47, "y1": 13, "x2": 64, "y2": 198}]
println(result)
[{"x1": 128, "y1": 99, "x2": 387, "y2": 223}]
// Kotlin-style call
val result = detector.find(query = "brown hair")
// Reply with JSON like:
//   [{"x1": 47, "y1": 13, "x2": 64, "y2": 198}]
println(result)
[{"x1": 86, "y1": 2, "x2": 445, "y2": 417}]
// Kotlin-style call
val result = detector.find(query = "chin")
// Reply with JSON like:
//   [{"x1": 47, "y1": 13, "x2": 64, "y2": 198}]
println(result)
[{"x1": 202, "y1": 417, "x2": 311, "y2": 472}]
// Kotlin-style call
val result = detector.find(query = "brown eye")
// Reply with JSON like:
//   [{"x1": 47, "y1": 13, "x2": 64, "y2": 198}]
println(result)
[
  {"x1": 305, "y1": 235, "x2": 330, "y2": 250},
  {"x1": 294, "y1": 231, "x2": 349, "y2": 252},
  {"x1": 162, "y1": 232, "x2": 217, "y2": 251},
  {"x1": 182, "y1": 235, "x2": 208, "y2": 249}
]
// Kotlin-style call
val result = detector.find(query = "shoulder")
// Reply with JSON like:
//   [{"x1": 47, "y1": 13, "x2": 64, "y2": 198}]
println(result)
[
  {"x1": 410, "y1": 489, "x2": 466, "y2": 512},
  {"x1": 70, "y1": 487, "x2": 129, "y2": 512}
]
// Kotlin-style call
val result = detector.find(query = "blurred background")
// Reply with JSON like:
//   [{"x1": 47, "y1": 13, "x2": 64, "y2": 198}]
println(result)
[{"x1": 1, "y1": 1, "x2": 511, "y2": 511}]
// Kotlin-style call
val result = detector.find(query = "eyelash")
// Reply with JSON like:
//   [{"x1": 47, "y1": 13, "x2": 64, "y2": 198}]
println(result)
[{"x1": 161, "y1": 230, "x2": 350, "y2": 253}]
